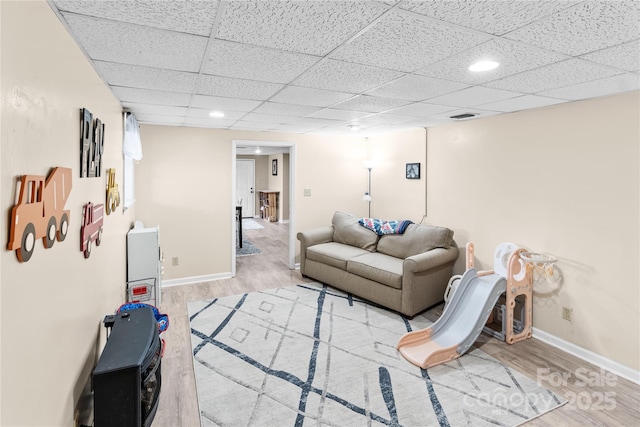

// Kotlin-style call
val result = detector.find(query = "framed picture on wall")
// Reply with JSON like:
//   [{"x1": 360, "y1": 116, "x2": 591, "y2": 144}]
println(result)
[
  {"x1": 272, "y1": 159, "x2": 278, "y2": 176},
  {"x1": 406, "y1": 163, "x2": 420, "y2": 179}
]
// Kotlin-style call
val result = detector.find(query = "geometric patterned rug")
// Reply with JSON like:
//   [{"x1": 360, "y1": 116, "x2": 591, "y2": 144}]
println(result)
[
  {"x1": 236, "y1": 239, "x2": 261, "y2": 257},
  {"x1": 242, "y1": 218, "x2": 266, "y2": 230},
  {"x1": 188, "y1": 283, "x2": 566, "y2": 426}
]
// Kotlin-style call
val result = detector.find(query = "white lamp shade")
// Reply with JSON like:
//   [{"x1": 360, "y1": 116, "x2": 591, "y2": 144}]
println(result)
[{"x1": 362, "y1": 193, "x2": 372, "y2": 202}]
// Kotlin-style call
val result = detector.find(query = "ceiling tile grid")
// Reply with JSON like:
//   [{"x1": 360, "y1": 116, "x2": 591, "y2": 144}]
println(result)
[
  {"x1": 93, "y1": 61, "x2": 199, "y2": 94},
  {"x1": 202, "y1": 40, "x2": 320, "y2": 84},
  {"x1": 47, "y1": 0, "x2": 640, "y2": 136},
  {"x1": 60, "y1": 13, "x2": 209, "y2": 72},
  {"x1": 415, "y1": 38, "x2": 569, "y2": 85},
  {"x1": 215, "y1": 1, "x2": 391, "y2": 56},
  {"x1": 366, "y1": 74, "x2": 470, "y2": 102},
  {"x1": 504, "y1": 1, "x2": 640, "y2": 56},
  {"x1": 399, "y1": 0, "x2": 578, "y2": 36},
  {"x1": 197, "y1": 75, "x2": 283, "y2": 100},
  {"x1": 293, "y1": 59, "x2": 406, "y2": 94},
  {"x1": 269, "y1": 86, "x2": 354, "y2": 107},
  {"x1": 485, "y1": 58, "x2": 622, "y2": 94},
  {"x1": 330, "y1": 10, "x2": 493, "y2": 73}
]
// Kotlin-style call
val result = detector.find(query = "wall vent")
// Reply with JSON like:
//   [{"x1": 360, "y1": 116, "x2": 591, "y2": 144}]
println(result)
[{"x1": 449, "y1": 113, "x2": 476, "y2": 119}]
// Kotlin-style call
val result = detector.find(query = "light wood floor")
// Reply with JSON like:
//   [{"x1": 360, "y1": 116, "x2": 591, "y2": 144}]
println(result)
[{"x1": 154, "y1": 219, "x2": 639, "y2": 426}]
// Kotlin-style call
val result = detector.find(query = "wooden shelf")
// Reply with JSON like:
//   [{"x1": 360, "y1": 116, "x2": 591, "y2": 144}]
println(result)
[{"x1": 258, "y1": 191, "x2": 279, "y2": 222}]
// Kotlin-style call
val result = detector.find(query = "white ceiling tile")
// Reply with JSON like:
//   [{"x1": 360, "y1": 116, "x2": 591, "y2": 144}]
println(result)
[
  {"x1": 385, "y1": 102, "x2": 457, "y2": 117},
  {"x1": 121, "y1": 103, "x2": 188, "y2": 117},
  {"x1": 269, "y1": 86, "x2": 354, "y2": 107},
  {"x1": 366, "y1": 74, "x2": 469, "y2": 101},
  {"x1": 348, "y1": 114, "x2": 416, "y2": 126},
  {"x1": 54, "y1": 0, "x2": 218, "y2": 36},
  {"x1": 288, "y1": 117, "x2": 344, "y2": 128},
  {"x1": 94, "y1": 61, "x2": 198, "y2": 93},
  {"x1": 485, "y1": 58, "x2": 620, "y2": 93},
  {"x1": 203, "y1": 40, "x2": 319, "y2": 84},
  {"x1": 476, "y1": 95, "x2": 568, "y2": 112},
  {"x1": 186, "y1": 108, "x2": 247, "y2": 121},
  {"x1": 272, "y1": 124, "x2": 317, "y2": 133},
  {"x1": 197, "y1": 75, "x2": 283, "y2": 100},
  {"x1": 216, "y1": 1, "x2": 390, "y2": 56},
  {"x1": 416, "y1": 38, "x2": 569, "y2": 85},
  {"x1": 134, "y1": 113, "x2": 185, "y2": 126},
  {"x1": 426, "y1": 86, "x2": 522, "y2": 108},
  {"x1": 295, "y1": 59, "x2": 405, "y2": 94},
  {"x1": 400, "y1": 0, "x2": 576, "y2": 36},
  {"x1": 241, "y1": 113, "x2": 299, "y2": 124},
  {"x1": 580, "y1": 40, "x2": 640, "y2": 73},
  {"x1": 331, "y1": 95, "x2": 411, "y2": 113},
  {"x1": 232, "y1": 121, "x2": 277, "y2": 131},
  {"x1": 538, "y1": 74, "x2": 640, "y2": 101},
  {"x1": 60, "y1": 13, "x2": 208, "y2": 72},
  {"x1": 307, "y1": 109, "x2": 371, "y2": 121},
  {"x1": 395, "y1": 117, "x2": 452, "y2": 128},
  {"x1": 114, "y1": 87, "x2": 191, "y2": 106},
  {"x1": 505, "y1": 1, "x2": 640, "y2": 56},
  {"x1": 190, "y1": 95, "x2": 261, "y2": 112},
  {"x1": 184, "y1": 117, "x2": 236, "y2": 128},
  {"x1": 331, "y1": 11, "x2": 492, "y2": 72},
  {"x1": 251, "y1": 102, "x2": 321, "y2": 117}
]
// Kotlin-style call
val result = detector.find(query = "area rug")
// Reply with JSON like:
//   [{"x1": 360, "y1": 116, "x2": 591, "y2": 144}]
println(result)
[
  {"x1": 236, "y1": 239, "x2": 261, "y2": 257},
  {"x1": 242, "y1": 218, "x2": 266, "y2": 230},
  {"x1": 189, "y1": 283, "x2": 566, "y2": 427}
]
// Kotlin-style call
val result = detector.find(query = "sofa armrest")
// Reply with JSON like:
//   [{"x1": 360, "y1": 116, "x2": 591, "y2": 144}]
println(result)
[
  {"x1": 401, "y1": 245, "x2": 460, "y2": 316},
  {"x1": 297, "y1": 226, "x2": 334, "y2": 274},
  {"x1": 403, "y1": 247, "x2": 459, "y2": 274}
]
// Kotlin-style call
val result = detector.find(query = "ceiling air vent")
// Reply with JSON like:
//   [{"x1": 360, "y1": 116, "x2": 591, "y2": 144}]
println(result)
[{"x1": 449, "y1": 113, "x2": 476, "y2": 119}]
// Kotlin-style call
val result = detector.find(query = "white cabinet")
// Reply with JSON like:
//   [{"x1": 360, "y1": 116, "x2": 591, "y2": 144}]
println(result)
[{"x1": 127, "y1": 222, "x2": 162, "y2": 307}]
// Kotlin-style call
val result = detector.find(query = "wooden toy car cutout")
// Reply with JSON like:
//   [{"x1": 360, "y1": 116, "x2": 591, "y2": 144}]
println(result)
[
  {"x1": 105, "y1": 168, "x2": 120, "y2": 215},
  {"x1": 7, "y1": 167, "x2": 72, "y2": 262},
  {"x1": 81, "y1": 202, "x2": 104, "y2": 258}
]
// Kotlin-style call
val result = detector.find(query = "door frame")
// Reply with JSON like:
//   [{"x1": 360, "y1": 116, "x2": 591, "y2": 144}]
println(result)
[{"x1": 231, "y1": 140, "x2": 296, "y2": 276}]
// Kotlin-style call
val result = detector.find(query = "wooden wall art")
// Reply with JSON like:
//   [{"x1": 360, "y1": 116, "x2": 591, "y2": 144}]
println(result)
[
  {"x1": 80, "y1": 108, "x2": 105, "y2": 178},
  {"x1": 81, "y1": 202, "x2": 104, "y2": 258},
  {"x1": 7, "y1": 167, "x2": 73, "y2": 262},
  {"x1": 105, "y1": 168, "x2": 120, "y2": 215}
]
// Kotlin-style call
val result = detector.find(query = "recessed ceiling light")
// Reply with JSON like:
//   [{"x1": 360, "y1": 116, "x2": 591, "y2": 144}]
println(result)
[
  {"x1": 255, "y1": 147, "x2": 261, "y2": 153},
  {"x1": 348, "y1": 124, "x2": 360, "y2": 131},
  {"x1": 209, "y1": 111, "x2": 225, "y2": 118},
  {"x1": 468, "y1": 60, "x2": 499, "y2": 72}
]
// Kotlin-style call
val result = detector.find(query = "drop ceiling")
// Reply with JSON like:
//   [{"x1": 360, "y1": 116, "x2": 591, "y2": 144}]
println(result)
[{"x1": 49, "y1": 0, "x2": 640, "y2": 136}]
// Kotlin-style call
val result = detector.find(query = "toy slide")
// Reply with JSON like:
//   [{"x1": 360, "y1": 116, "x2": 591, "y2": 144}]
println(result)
[{"x1": 397, "y1": 268, "x2": 506, "y2": 369}]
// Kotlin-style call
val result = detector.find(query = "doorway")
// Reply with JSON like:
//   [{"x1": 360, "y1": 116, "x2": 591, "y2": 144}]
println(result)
[
  {"x1": 236, "y1": 159, "x2": 255, "y2": 217},
  {"x1": 231, "y1": 140, "x2": 296, "y2": 276}
]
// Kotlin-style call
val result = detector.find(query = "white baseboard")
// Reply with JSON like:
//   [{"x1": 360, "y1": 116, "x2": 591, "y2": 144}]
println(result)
[
  {"x1": 161, "y1": 272, "x2": 233, "y2": 287},
  {"x1": 532, "y1": 327, "x2": 640, "y2": 385}
]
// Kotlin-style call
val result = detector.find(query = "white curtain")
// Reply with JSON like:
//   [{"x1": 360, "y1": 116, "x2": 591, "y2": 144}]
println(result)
[
  {"x1": 123, "y1": 112, "x2": 142, "y2": 160},
  {"x1": 123, "y1": 112, "x2": 142, "y2": 209}
]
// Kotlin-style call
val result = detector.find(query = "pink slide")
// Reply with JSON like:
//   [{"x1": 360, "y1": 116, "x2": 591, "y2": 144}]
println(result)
[{"x1": 397, "y1": 268, "x2": 506, "y2": 369}]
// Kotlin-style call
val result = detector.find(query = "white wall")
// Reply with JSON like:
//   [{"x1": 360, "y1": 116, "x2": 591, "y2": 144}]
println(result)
[
  {"x1": 1, "y1": 2, "x2": 135, "y2": 424},
  {"x1": 426, "y1": 92, "x2": 639, "y2": 371}
]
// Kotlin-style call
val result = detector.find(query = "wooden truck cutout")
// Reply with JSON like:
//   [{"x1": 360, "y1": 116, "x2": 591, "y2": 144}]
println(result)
[
  {"x1": 7, "y1": 167, "x2": 73, "y2": 262},
  {"x1": 81, "y1": 202, "x2": 104, "y2": 258},
  {"x1": 105, "y1": 168, "x2": 120, "y2": 215}
]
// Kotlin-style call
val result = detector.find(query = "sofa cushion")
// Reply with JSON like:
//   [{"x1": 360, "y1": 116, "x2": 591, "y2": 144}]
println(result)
[
  {"x1": 307, "y1": 242, "x2": 370, "y2": 271},
  {"x1": 332, "y1": 211, "x2": 378, "y2": 251},
  {"x1": 377, "y1": 223, "x2": 454, "y2": 259},
  {"x1": 347, "y1": 253, "x2": 403, "y2": 290}
]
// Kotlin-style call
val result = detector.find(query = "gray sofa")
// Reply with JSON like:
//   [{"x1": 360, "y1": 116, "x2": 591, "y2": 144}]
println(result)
[{"x1": 297, "y1": 211, "x2": 459, "y2": 317}]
